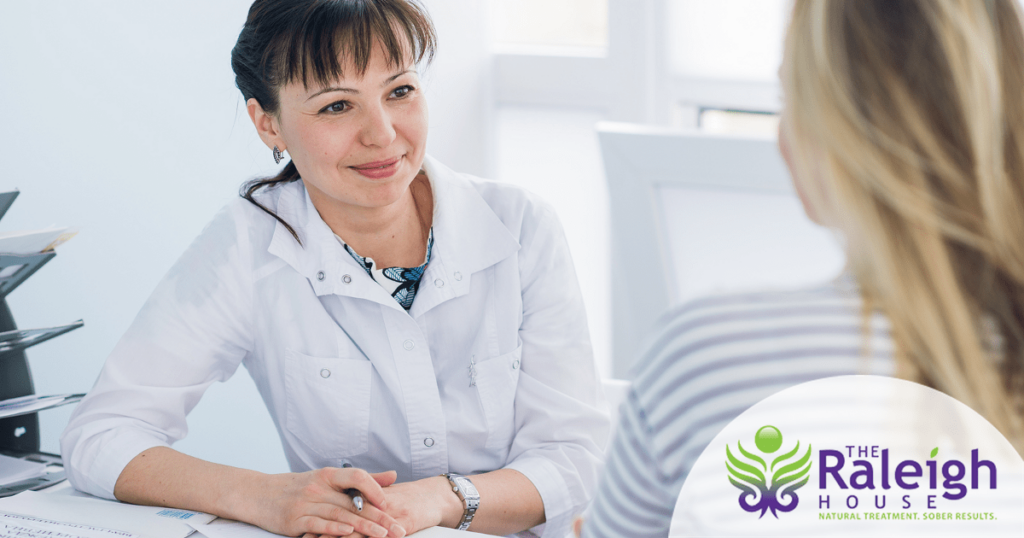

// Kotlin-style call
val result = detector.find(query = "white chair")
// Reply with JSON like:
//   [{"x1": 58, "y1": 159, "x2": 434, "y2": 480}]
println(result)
[
  {"x1": 597, "y1": 122, "x2": 845, "y2": 378},
  {"x1": 601, "y1": 377, "x2": 632, "y2": 438}
]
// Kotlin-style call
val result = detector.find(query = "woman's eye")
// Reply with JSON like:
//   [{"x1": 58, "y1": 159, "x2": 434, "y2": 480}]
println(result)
[
  {"x1": 321, "y1": 101, "x2": 349, "y2": 114},
  {"x1": 390, "y1": 85, "x2": 414, "y2": 99}
]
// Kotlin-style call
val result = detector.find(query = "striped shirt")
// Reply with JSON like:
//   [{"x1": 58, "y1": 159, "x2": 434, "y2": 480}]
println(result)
[{"x1": 582, "y1": 277, "x2": 895, "y2": 537}]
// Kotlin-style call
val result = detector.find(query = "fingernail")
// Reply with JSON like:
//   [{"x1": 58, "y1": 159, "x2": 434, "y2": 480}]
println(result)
[
  {"x1": 371, "y1": 524, "x2": 388, "y2": 537},
  {"x1": 391, "y1": 524, "x2": 406, "y2": 538}
]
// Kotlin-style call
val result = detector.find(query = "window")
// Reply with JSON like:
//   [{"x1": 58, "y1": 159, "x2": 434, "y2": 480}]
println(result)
[
  {"x1": 699, "y1": 108, "x2": 780, "y2": 136},
  {"x1": 666, "y1": 0, "x2": 787, "y2": 82},
  {"x1": 489, "y1": 0, "x2": 608, "y2": 51},
  {"x1": 491, "y1": 0, "x2": 788, "y2": 123}
]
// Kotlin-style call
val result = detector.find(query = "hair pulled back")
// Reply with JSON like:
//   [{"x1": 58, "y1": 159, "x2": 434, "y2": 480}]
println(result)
[{"x1": 231, "y1": 0, "x2": 436, "y2": 243}]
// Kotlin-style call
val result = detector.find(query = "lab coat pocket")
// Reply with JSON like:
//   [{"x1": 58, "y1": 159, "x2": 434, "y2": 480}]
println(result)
[
  {"x1": 285, "y1": 350, "x2": 371, "y2": 460},
  {"x1": 474, "y1": 344, "x2": 522, "y2": 451}
]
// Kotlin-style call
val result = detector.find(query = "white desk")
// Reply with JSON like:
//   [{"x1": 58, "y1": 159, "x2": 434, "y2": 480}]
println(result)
[{"x1": 0, "y1": 481, "x2": 484, "y2": 538}]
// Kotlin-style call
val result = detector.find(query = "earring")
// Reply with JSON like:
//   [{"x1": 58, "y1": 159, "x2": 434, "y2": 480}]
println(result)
[{"x1": 273, "y1": 145, "x2": 284, "y2": 164}]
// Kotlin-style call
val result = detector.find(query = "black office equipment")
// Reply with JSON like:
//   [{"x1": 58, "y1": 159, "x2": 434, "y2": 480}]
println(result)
[{"x1": 0, "y1": 189, "x2": 84, "y2": 495}]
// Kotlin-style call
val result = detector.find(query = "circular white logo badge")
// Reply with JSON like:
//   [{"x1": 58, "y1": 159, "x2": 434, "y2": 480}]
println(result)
[{"x1": 672, "y1": 376, "x2": 1024, "y2": 536}]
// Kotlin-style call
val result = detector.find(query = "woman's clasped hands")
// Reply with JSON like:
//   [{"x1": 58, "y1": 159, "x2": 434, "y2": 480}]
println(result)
[
  {"x1": 246, "y1": 467, "x2": 407, "y2": 538},
  {"x1": 247, "y1": 466, "x2": 463, "y2": 538}
]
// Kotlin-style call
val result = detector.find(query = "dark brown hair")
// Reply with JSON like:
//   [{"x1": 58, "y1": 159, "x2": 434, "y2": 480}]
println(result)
[{"x1": 231, "y1": 0, "x2": 437, "y2": 244}]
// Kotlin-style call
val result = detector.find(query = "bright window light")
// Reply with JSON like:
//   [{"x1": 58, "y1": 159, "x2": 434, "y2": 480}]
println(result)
[
  {"x1": 700, "y1": 109, "x2": 780, "y2": 137},
  {"x1": 489, "y1": 0, "x2": 608, "y2": 49},
  {"x1": 667, "y1": 0, "x2": 788, "y2": 81}
]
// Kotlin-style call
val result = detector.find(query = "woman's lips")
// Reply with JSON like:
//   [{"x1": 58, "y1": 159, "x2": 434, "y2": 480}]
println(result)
[{"x1": 350, "y1": 156, "x2": 402, "y2": 179}]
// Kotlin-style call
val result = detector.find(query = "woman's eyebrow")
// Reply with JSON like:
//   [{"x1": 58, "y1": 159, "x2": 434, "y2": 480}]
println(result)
[
  {"x1": 381, "y1": 69, "x2": 414, "y2": 86},
  {"x1": 306, "y1": 86, "x2": 357, "y2": 101},
  {"x1": 305, "y1": 70, "x2": 415, "y2": 102}
]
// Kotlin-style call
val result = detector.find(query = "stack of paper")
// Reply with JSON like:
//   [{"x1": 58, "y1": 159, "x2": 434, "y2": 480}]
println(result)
[
  {"x1": 0, "y1": 226, "x2": 77, "y2": 256},
  {"x1": 0, "y1": 490, "x2": 215, "y2": 538},
  {"x1": 0, "y1": 512, "x2": 133, "y2": 538},
  {"x1": 0, "y1": 455, "x2": 46, "y2": 487},
  {"x1": 0, "y1": 394, "x2": 84, "y2": 420}
]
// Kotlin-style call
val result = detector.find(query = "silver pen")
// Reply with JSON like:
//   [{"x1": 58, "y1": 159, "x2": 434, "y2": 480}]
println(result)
[{"x1": 341, "y1": 463, "x2": 364, "y2": 511}]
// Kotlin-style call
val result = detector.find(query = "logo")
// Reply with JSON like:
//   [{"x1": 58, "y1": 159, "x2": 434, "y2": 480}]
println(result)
[
  {"x1": 726, "y1": 425, "x2": 813, "y2": 518},
  {"x1": 677, "y1": 377, "x2": 1024, "y2": 536}
]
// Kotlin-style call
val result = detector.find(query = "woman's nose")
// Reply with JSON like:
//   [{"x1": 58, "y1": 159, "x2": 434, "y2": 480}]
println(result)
[{"x1": 359, "y1": 103, "x2": 397, "y2": 148}]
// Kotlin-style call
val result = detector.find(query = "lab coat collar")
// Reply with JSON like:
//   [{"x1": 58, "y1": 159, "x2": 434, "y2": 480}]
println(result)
[
  {"x1": 267, "y1": 180, "x2": 393, "y2": 306},
  {"x1": 266, "y1": 155, "x2": 520, "y2": 314},
  {"x1": 409, "y1": 156, "x2": 521, "y2": 317}
]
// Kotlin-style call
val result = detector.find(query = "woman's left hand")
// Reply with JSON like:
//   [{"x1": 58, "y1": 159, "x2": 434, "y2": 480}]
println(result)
[
  {"x1": 375, "y1": 475, "x2": 462, "y2": 536},
  {"x1": 332, "y1": 476, "x2": 459, "y2": 538}
]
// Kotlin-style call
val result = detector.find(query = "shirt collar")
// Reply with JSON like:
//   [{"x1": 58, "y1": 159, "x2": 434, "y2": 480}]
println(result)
[
  {"x1": 265, "y1": 155, "x2": 520, "y2": 307},
  {"x1": 421, "y1": 155, "x2": 520, "y2": 278}
]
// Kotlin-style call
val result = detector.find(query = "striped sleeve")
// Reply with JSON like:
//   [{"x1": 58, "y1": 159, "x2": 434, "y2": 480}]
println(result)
[
  {"x1": 582, "y1": 280, "x2": 894, "y2": 537},
  {"x1": 583, "y1": 389, "x2": 677, "y2": 538}
]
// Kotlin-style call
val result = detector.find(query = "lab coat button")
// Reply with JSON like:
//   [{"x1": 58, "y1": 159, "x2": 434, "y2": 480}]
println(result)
[
  {"x1": 316, "y1": 271, "x2": 325, "y2": 281},
  {"x1": 453, "y1": 271, "x2": 462, "y2": 281},
  {"x1": 424, "y1": 437, "x2": 434, "y2": 447},
  {"x1": 434, "y1": 279, "x2": 444, "y2": 288},
  {"x1": 403, "y1": 339, "x2": 415, "y2": 350},
  {"x1": 342, "y1": 274, "x2": 352, "y2": 284},
  {"x1": 320, "y1": 369, "x2": 331, "y2": 378},
  {"x1": 512, "y1": 359, "x2": 520, "y2": 370}
]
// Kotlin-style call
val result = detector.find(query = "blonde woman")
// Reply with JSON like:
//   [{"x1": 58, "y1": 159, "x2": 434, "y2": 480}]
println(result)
[{"x1": 581, "y1": 0, "x2": 1024, "y2": 536}]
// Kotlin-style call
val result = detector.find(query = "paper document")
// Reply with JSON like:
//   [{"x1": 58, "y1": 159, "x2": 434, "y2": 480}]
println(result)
[
  {"x1": 191, "y1": 520, "x2": 480, "y2": 538},
  {"x1": 0, "y1": 512, "x2": 136, "y2": 538},
  {"x1": 0, "y1": 455, "x2": 46, "y2": 486},
  {"x1": 0, "y1": 320, "x2": 84, "y2": 354},
  {"x1": 0, "y1": 490, "x2": 214, "y2": 538},
  {"x1": 0, "y1": 226, "x2": 77, "y2": 255},
  {"x1": 191, "y1": 519, "x2": 285, "y2": 538},
  {"x1": 0, "y1": 394, "x2": 84, "y2": 419}
]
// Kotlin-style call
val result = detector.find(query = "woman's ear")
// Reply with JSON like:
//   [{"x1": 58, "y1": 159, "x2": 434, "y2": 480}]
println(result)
[
  {"x1": 247, "y1": 98, "x2": 285, "y2": 152},
  {"x1": 779, "y1": 110, "x2": 826, "y2": 226}
]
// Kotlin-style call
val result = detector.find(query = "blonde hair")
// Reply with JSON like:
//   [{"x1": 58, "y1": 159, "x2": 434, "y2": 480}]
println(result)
[{"x1": 783, "y1": 0, "x2": 1024, "y2": 454}]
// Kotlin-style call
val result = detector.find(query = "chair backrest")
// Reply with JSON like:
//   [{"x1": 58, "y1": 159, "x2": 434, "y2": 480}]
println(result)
[
  {"x1": 598, "y1": 122, "x2": 845, "y2": 377},
  {"x1": 601, "y1": 377, "x2": 632, "y2": 438}
]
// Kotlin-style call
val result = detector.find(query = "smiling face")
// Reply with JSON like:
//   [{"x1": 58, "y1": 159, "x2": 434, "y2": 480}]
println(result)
[{"x1": 248, "y1": 43, "x2": 428, "y2": 217}]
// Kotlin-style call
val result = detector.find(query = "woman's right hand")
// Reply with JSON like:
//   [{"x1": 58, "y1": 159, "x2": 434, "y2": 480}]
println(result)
[{"x1": 244, "y1": 467, "x2": 406, "y2": 538}]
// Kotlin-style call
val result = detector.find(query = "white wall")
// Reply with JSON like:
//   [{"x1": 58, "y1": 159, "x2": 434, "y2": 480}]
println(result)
[
  {"x1": 0, "y1": 0, "x2": 490, "y2": 473},
  {"x1": 422, "y1": 0, "x2": 494, "y2": 177}
]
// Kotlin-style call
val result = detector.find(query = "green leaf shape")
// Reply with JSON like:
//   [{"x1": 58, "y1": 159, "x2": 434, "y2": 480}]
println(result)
[
  {"x1": 726, "y1": 452, "x2": 764, "y2": 488},
  {"x1": 781, "y1": 473, "x2": 810, "y2": 494},
  {"x1": 728, "y1": 474, "x2": 758, "y2": 496},
  {"x1": 771, "y1": 440, "x2": 802, "y2": 472},
  {"x1": 738, "y1": 441, "x2": 767, "y2": 471},
  {"x1": 727, "y1": 461, "x2": 765, "y2": 495},
  {"x1": 727, "y1": 444, "x2": 765, "y2": 485},
  {"x1": 930, "y1": 447, "x2": 939, "y2": 459},
  {"x1": 773, "y1": 443, "x2": 812, "y2": 486}
]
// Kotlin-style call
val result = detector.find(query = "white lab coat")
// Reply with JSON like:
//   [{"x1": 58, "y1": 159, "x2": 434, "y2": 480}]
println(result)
[{"x1": 60, "y1": 156, "x2": 610, "y2": 538}]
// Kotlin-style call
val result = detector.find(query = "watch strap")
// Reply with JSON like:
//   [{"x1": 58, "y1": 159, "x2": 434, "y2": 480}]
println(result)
[{"x1": 443, "y1": 472, "x2": 479, "y2": 531}]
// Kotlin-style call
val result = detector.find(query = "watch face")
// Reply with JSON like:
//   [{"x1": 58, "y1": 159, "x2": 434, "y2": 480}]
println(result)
[{"x1": 454, "y1": 476, "x2": 479, "y2": 497}]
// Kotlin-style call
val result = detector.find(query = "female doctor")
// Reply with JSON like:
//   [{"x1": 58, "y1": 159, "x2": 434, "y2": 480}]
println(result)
[{"x1": 59, "y1": 1, "x2": 609, "y2": 537}]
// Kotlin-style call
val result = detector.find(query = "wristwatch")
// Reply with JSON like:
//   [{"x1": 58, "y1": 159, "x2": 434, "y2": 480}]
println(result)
[{"x1": 443, "y1": 472, "x2": 480, "y2": 531}]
